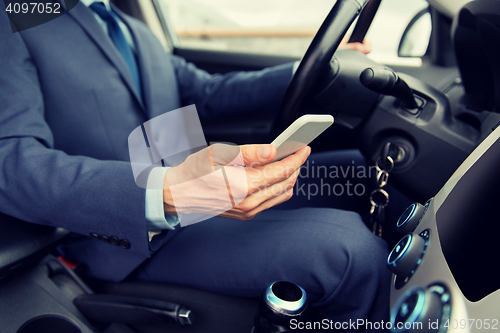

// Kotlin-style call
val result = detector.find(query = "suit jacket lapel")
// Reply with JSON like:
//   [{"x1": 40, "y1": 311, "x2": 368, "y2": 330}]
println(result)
[{"x1": 66, "y1": 1, "x2": 146, "y2": 112}]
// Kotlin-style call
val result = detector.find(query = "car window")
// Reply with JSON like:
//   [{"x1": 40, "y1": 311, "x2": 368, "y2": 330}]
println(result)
[{"x1": 156, "y1": 0, "x2": 430, "y2": 66}]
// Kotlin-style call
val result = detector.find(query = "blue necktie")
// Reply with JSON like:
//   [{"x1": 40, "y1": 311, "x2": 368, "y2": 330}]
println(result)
[{"x1": 90, "y1": 2, "x2": 142, "y2": 98}]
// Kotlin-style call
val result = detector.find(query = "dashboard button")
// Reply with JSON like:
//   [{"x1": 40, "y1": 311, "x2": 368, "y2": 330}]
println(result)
[
  {"x1": 397, "y1": 203, "x2": 426, "y2": 234},
  {"x1": 390, "y1": 286, "x2": 442, "y2": 333},
  {"x1": 388, "y1": 233, "x2": 426, "y2": 278}
]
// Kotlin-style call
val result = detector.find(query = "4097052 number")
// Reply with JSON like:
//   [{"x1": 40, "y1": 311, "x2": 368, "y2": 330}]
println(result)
[
  {"x1": 5, "y1": 2, "x2": 61, "y2": 14},
  {"x1": 444, "y1": 319, "x2": 499, "y2": 330}
]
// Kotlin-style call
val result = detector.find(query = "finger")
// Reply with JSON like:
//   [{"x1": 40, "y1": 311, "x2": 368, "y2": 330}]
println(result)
[
  {"x1": 237, "y1": 169, "x2": 299, "y2": 210},
  {"x1": 208, "y1": 143, "x2": 243, "y2": 167},
  {"x1": 246, "y1": 146, "x2": 310, "y2": 190},
  {"x1": 276, "y1": 146, "x2": 311, "y2": 166},
  {"x1": 197, "y1": 143, "x2": 274, "y2": 172},
  {"x1": 242, "y1": 186, "x2": 294, "y2": 220},
  {"x1": 362, "y1": 39, "x2": 372, "y2": 54},
  {"x1": 239, "y1": 144, "x2": 277, "y2": 167},
  {"x1": 343, "y1": 41, "x2": 371, "y2": 54},
  {"x1": 219, "y1": 178, "x2": 296, "y2": 221}
]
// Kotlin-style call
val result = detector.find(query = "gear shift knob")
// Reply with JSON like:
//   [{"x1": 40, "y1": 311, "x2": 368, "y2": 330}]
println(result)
[
  {"x1": 252, "y1": 281, "x2": 308, "y2": 333},
  {"x1": 360, "y1": 66, "x2": 419, "y2": 109}
]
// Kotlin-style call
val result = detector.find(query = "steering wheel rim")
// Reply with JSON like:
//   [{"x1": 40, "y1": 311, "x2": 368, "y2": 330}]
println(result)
[{"x1": 272, "y1": 0, "x2": 369, "y2": 136}]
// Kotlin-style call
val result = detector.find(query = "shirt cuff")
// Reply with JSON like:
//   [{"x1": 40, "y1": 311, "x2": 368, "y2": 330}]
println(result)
[{"x1": 145, "y1": 167, "x2": 180, "y2": 231}]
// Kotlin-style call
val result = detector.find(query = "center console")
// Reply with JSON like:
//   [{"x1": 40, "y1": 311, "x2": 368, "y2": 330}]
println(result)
[{"x1": 387, "y1": 125, "x2": 500, "y2": 332}]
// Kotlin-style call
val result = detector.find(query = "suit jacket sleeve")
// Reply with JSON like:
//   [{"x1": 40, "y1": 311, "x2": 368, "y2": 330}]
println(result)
[
  {"x1": 0, "y1": 10, "x2": 152, "y2": 258},
  {"x1": 170, "y1": 55, "x2": 294, "y2": 120}
]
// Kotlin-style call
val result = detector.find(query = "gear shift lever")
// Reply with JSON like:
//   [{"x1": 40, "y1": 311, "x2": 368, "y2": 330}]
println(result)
[
  {"x1": 252, "y1": 281, "x2": 307, "y2": 333},
  {"x1": 360, "y1": 66, "x2": 419, "y2": 109}
]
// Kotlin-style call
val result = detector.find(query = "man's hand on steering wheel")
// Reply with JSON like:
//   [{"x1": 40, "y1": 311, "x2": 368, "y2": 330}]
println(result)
[{"x1": 339, "y1": 35, "x2": 372, "y2": 54}]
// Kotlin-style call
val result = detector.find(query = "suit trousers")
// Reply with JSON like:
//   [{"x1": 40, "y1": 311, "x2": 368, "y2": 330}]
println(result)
[{"x1": 130, "y1": 150, "x2": 397, "y2": 330}]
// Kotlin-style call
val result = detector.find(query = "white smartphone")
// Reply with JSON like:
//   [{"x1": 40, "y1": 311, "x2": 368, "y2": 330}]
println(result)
[{"x1": 271, "y1": 114, "x2": 334, "y2": 161}]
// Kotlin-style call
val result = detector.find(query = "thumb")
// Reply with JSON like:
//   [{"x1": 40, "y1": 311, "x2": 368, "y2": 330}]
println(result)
[{"x1": 240, "y1": 144, "x2": 277, "y2": 166}]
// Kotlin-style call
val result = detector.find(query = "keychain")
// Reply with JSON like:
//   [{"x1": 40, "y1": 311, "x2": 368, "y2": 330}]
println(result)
[{"x1": 369, "y1": 143, "x2": 394, "y2": 236}]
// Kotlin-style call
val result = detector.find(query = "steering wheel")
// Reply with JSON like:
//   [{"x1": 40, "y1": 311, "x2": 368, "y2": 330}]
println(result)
[{"x1": 272, "y1": 0, "x2": 369, "y2": 136}]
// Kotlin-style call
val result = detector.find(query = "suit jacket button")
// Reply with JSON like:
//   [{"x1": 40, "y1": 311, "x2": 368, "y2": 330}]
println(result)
[
  {"x1": 109, "y1": 236, "x2": 120, "y2": 246},
  {"x1": 90, "y1": 233, "x2": 100, "y2": 240},
  {"x1": 119, "y1": 239, "x2": 131, "y2": 249},
  {"x1": 99, "y1": 235, "x2": 110, "y2": 243}
]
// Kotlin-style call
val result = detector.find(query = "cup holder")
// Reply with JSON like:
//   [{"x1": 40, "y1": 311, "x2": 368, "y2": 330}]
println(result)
[{"x1": 17, "y1": 315, "x2": 83, "y2": 333}]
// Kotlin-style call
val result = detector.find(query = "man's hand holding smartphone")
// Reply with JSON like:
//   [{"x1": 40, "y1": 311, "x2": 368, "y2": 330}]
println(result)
[
  {"x1": 163, "y1": 144, "x2": 310, "y2": 221},
  {"x1": 162, "y1": 114, "x2": 332, "y2": 221}
]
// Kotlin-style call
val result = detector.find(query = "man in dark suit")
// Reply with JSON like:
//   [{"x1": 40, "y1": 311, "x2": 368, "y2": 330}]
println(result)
[{"x1": 0, "y1": 0, "x2": 390, "y2": 329}]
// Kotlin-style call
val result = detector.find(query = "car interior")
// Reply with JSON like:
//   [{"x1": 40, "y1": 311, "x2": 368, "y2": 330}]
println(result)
[{"x1": 1, "y1": 0, "x2": 500, "y2": 332}]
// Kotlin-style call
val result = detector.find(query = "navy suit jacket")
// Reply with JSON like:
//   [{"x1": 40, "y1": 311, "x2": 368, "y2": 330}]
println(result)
[{"x1": 0, "y1": 1, "x2": 293, "y2": 281}]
